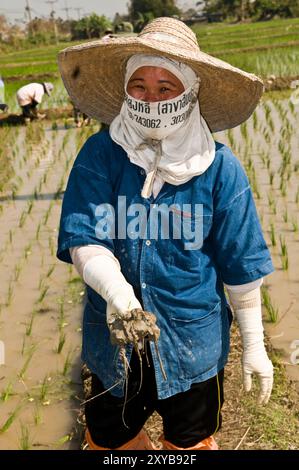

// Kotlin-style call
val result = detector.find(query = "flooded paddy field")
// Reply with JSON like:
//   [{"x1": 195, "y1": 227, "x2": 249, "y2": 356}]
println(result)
[{"x1": 0, "y1": 121, "x2": 99, "y2": 449}]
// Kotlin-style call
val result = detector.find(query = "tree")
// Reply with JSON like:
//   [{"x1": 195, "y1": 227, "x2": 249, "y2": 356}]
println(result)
[
  {"x1": 203, "y1": 1, "x2": 250, "y2": 20},
  {"x1": 71, "y1": 13, "x2": 112, "y2": 40},
  {"x1": 252, "y1": 0, "x2": 299, "y2": 20},
  {"x1": 129, "y1": 0, "x2": 181, "y2": 24},
  {"x1": 201, "y1": 0, "x2": 299, "y2": 21}
]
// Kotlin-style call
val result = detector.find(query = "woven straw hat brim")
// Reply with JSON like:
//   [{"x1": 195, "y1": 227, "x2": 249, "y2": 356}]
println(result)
[{"x1": 58, "y1": 36, "x2": 263, "y2": 132}]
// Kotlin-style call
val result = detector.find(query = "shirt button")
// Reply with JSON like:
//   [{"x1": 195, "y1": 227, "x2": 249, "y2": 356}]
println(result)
[
  {"x1": 140, "y1": 169, "x2": 145, "y2": 175},
  {"x1": 145, "y1": 240, "x2": 151, "y2": 246},
  {"x1": 141, "y1": 282, "x2": 147, "y2": 289}
]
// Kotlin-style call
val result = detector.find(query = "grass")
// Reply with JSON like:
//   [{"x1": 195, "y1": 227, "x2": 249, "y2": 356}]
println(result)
[{"x1": 237, "y1": 350, "x2": 299, "y2": 449}]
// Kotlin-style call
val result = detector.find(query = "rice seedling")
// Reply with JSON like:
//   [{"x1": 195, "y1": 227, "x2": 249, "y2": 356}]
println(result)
[
  {"x1": 6, "y1": 282, "x2": 13, "y2": 306},
  {"x1": 25, "y1": 310, "x2": 36, "y2": 337},
  {"x1": 24, "y1": 244, "x2": 32, "y2": 260},
  {"x1": 264, "y1": 103, "x2": 271, "y2": 121},
  {"x1": 279, "y1": 235, "x2": 289, "y2": 271},
  {"x1": 35, "y1": 222, "x2": 41, "y2": 240},
  {"x1": 248, "y1": 169, "x2": 261, "y2": 199},
  {"x1": 281, "y1": 253, "x2": 289, "y2": 271},
  {"x1": 279, "y1": 235, "x2": 287, "y2": 257},
  {"x1": 289, "y1": 100, "x2": 295, "y2": 116},
  {"x1": 62, "y1": 350, "x2": 73, "y2": 377},
  {"x1": 269, "y1": 170, "x2": 274, "y2": 186},
  {"x1": 19, "y1": 422, "x2": 31, "y2": 450},
  {"x1": 264, "y1": 153, "x2": 271, "y2": 170},
  {"x1": 21, "y1": 335, "x2": 26, "y2": 356},
  {"x1": 27, "y1": 200, "x2": 34, "y2": 215},
  {"x1": 19, "y1": 210, "x2": 27, "y2": 228},
  {"x1": 295, "y1": 187, "x2": 299, "y2": 204},
  {"x1": 36, "y1": 285, "x2": 49, "y2": 304},
  {"x1": 261, "y1": 286, "x2": 279, "y2": 323},
  {"x1": 0, "y1": 404, "x2": 22, "y2": 433},
  {"x1": 18, "y1": 344, "x2": 36, "y2": 379},
  {"x1": 58, "y1": 301, "x2": 66, "y2": 330},
  {"x1": 282, "y1": 208, "x2": 288, "y2": 223},
  {"x1": 294, "y1": 161, "x2": 299, "y2": 173},
  {"x1": 0, "y1": 382, "x2": 14, "y2": 402},
  {"x1": 270, "y1": 222, "x2": 276, "y2": 247},
  {"x1": 33, "y1": 405, "x2": 42, "y2": 425},
  {"x1": 53, "y1": 434, "x2": 70, "y2": 448},
  {"x1": 56, "y1": 330, "x2": 66, "y2": 354},
  {"x1": 14, "y1": 262, "x2": 22, "y2": 282},
  {"x1": 267, "y1": 192, "x2": 277, "y2": 215},
  {"x1": 43, "y1": 208, "x2": 51, "y2": 226},
  {"x1": 39, "y1": 375, "x2": 51, "y2": 403},
  {"x1": 46, "y1": 265, "x2": 55, "y2": 279},
  {"x1": 292, "y1": 219, "x2": 298, "y2": 232}
]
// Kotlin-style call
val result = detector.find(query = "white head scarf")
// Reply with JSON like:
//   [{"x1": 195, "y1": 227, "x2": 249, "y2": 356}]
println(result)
[{"x1": 110, "y1": 54, "x2": 215, "y2": 198}]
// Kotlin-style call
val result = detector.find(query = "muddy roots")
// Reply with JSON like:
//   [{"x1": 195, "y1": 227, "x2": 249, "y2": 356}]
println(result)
[
  {"x1": 107, "y1": 308, "x2": 167, "y2": 382},
  {"x1": 108, "y1": 308, "x2": 160, "y2": 347}
]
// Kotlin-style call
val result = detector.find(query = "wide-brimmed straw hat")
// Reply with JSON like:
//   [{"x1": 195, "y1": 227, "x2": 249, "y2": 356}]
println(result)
[
  {"x1": 58, "y1": 17, "x2": 263, "y2": 132},
  {"x1": 43, "y1": 82, "x2": 54, "y2": 96}
]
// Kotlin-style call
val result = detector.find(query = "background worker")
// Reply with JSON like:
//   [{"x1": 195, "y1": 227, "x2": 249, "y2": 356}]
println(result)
[
  {"x1": 16, "y1": 82, "x2": 54, "y2": 121},
  {"x1": 0, "y1": 76, "x2": 8, "y2": 113}
]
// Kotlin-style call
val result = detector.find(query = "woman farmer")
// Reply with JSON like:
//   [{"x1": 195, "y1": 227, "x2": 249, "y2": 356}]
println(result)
[{"x1": 57, "y1": 17, "x2": 274, "y2": 450}]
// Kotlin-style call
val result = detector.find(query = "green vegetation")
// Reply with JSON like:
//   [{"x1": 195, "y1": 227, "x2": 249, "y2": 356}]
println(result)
[{"x1": 193, "y1": 17, "x2": 299, "y2": 76}]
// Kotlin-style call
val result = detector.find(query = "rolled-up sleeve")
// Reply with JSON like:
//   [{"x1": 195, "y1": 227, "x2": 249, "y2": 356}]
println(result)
[
  {"x1": 211, "y1": 147, "x2": 274, "y2": 285},
  {"x1": 57, "y1": 134, "x2": 115, "y2": 264}
]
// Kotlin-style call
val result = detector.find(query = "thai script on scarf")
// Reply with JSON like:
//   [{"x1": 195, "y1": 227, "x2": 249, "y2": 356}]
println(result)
[
  {"x1": 125, "y1": 88, "x2": 195, "y2": 115},
  {"x1": 123, "y1": 84, "x2": 198, "y2": 139}
]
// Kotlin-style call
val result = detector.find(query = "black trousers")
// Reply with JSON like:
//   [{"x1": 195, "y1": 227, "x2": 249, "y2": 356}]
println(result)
[
  {"x1": 21, "y1": 102, "x2": 38, "y2": 119},
  {"x1": 85, "y1": 346, "x2": 224, "y2": 449}
]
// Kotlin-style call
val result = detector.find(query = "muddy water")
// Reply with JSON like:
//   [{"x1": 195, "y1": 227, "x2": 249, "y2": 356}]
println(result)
[
  {"x1": 0, "y1": 123, "x2": 97, "y2": 449},
  {"x1": 215, "y1": 97, "x2": 299, "y2": 389}
]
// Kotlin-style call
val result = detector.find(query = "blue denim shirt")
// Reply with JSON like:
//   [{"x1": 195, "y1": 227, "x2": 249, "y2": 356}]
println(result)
[{"x1": 57, "y1": 130, "x2": 274, "y2": 399}]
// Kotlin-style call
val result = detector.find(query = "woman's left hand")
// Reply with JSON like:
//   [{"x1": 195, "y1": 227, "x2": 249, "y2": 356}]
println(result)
[{"x1": 241, "y1": 346, "x2": 273, "y2": 404}]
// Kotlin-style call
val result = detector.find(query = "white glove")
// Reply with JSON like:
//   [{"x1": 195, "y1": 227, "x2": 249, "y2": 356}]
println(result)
[
  {"x1": 82, "y1": 254, "x2": 142, "y2": 321},
  {"x1": 226, "y1": 284, "x2": 273, "y2": 404}
]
